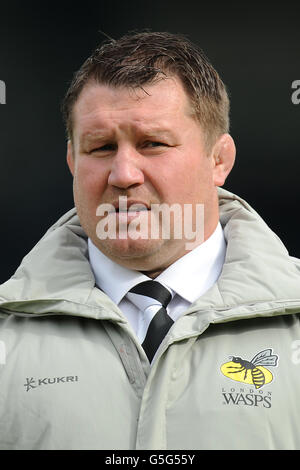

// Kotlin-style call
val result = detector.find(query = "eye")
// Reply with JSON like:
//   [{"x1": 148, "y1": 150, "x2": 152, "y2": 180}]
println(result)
[
  {"x1": 143, "y1": 141, "x2": 167, "y2": 148},
  {"x1": 90, "y1": 143, "x2": 117, "y2": 153}
]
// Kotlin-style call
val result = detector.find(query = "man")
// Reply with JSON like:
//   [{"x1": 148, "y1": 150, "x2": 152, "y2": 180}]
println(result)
[{"x1": 0, "y1": 31, "x2": 300, "y2": 450}]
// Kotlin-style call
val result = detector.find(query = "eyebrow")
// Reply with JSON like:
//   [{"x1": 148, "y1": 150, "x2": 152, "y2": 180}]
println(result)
[
  {"x1": 80, "y1": 132, "x2": 111, "y2": 143},
  {"x1": 80, "y1": 127, "x2": 176, "y2": 143},
  {"x1": 140, "y1": 128, "x2": 175, "y2": 138}
]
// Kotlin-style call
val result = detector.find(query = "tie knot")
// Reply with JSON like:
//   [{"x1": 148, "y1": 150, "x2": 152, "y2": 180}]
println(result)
[{"x1": 127, "y1": 280, "x2": 172, "y2": 311}]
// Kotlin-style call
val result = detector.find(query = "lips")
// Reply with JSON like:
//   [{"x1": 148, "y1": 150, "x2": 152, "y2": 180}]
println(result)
[
  {"x1": 112, "y1": 199, "x2": 150, "y2": 213},
  {"x1": 117, "y1": 206, "x2": 149, "y2": 213}
]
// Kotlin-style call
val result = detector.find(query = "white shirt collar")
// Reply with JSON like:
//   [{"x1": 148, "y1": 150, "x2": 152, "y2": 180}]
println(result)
[
  {"x1": 88, "y1": 222, "x2": 226, "y2": 305},
  {"x1": 88, "y1": 239, "x2": 148, "y2": 305},
  {"x1": 157, "y1": 222, "x2": 226, "y2": 302}
]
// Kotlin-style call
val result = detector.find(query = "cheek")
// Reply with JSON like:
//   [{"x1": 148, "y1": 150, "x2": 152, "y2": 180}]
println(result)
[
  {"x1": 72, "y1": 162, "x2": 109, "y2": 237},
  {"x1": 154, "y1": 155, "x2": 211, "y2": 204},
  {"x1": 73, "y1": 160, "x2": 108, "y2": 205}
]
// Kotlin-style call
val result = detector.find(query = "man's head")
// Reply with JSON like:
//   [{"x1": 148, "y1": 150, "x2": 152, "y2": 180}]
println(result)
[{"x1": 63, "y1": 31, "x2": 236, "y2": 278}]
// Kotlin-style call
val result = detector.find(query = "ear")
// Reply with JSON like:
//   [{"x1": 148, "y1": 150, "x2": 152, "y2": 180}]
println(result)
[
  {"x1": 66, "y1": 140, "x2": 75, "y2": 176},
  {"x1": 211, "y1": 133, "x2": 236, "y2": 187}
]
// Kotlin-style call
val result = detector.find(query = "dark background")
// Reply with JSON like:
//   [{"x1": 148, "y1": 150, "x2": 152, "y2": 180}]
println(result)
[{"x1": 1, "y1": 1, "x2": 299, "y2": 283}]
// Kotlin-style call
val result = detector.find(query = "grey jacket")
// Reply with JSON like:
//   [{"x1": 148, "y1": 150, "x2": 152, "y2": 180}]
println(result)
[{"x1": 0, "y1": 188, "x2": 300, "y2": 450}]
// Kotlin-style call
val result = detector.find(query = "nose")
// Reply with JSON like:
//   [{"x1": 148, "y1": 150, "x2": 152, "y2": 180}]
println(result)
[{"x1": 107, "y1": 147, "x2": 144, "y2": 189}]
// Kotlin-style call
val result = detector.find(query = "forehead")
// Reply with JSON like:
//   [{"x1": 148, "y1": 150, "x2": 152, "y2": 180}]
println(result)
[{"x1": 71, "y1": 77, "x2": 194, "y2": 138}]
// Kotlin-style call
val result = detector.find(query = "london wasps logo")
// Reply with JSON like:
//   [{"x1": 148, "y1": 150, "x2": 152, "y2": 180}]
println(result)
[{"x1": 221, "y1": 348, "x2": 279, "y2": 389}]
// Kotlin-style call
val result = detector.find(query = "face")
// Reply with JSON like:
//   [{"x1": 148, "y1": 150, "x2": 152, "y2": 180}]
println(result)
[{"x1": 67, "y1": 76, "x2": 234, "y2": 277}]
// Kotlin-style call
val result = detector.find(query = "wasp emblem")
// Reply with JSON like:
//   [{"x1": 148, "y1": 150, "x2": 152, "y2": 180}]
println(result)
[{"x1": 221, "y1": 348, "x2": 279, "y2": 389}]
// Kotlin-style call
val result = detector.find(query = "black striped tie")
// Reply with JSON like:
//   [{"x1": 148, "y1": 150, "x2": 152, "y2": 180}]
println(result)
[{"x1": 127, "y1": 280, "x2": 173, "y2": 362}]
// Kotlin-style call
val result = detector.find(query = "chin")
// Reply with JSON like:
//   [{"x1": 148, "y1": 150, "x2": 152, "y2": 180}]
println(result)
[{"x1": 95, "y1": 237, "x2": 165, "y2": 266}]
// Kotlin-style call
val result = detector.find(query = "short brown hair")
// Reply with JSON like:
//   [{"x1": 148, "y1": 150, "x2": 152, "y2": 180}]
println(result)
[{"x1": 61, "y1": 30, "x2": 230, "y2": 149}]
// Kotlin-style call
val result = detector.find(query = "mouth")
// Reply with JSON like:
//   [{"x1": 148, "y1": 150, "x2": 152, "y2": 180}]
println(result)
[
  {"x1": 113, "y1": 199, "x2": 150, "y2": 213},
  {"x1": 116, "y1": 207, "x2": 149, "y2": 213},
  {"x1": 114, "y1": 203, "x2": 150, "y2": 227}
]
